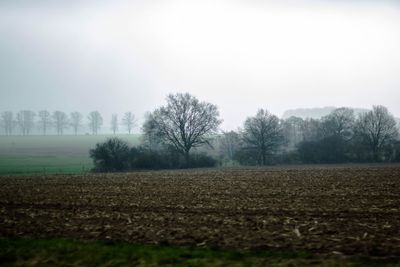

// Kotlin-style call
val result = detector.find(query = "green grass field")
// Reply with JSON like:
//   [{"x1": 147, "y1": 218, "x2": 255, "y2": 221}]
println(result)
[
  {"x1": 1, "y1": 238, "x2": 398, "y2": 267},
  {"x1": 0, "y1": 135, "x2": 140, "y2": 175}
]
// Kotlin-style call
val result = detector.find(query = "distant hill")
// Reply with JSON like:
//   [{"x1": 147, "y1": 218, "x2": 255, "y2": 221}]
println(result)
[{"x1": 282, "y1": 107, "x2": 370, "y2": 119}]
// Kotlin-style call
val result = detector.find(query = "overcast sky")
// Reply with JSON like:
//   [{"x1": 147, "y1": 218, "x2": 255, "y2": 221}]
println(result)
[{"x1": 1, "y1": 0, "x2": 399, "y2": 131}]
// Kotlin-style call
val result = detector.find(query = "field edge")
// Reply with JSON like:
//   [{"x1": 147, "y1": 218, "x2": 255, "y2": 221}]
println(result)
[{"x1": 1, "y1": 237, "x2": 399, "y2": 267}]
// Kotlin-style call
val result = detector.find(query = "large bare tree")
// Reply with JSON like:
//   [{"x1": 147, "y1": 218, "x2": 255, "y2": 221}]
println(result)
[
  {"x1": 1, "y1": 111, "x2": 14, "y2": 136},
  {"x1": 16, "y1": 110, "x2": 35, "y2": 136},
  {"x1": 242, "y1": 109, "x2": 284, "y2": 165},
  {"x1": 122, "y1": 112, "x2": 135, "y2": 134},
  {"x1": 70, "y1": 112, "x2": 83, "y2": 135},
  {"x1": 53, "y1": 111, "x2": 68, "y2": 135},
  {"x1": 143, "y1": 93, "x2": 222, "y2": 163},
  {"x1": 111, "y1": 114, "x2": 118, "y2": 134},
  {"x1": 38, "y1": 110, "x2": 51, "y2": 136},
  {"x1": 355, "y1": 105, "x2": 398, "y2": 161},
  {"x1": 88, "y1": 111, "x2": 103, "y2": 135},
  {"x1": 320, "y1": 107, "x2": 355, "y2": 139}
]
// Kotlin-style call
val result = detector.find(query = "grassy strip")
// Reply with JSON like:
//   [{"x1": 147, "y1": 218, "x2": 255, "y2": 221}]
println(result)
[
  {"x1": 0, "y1": 156, "x2": 93, "y2": 175},
  {"x1": 0, "y1": 238, "x2": 399, "y2": 267},
  {"x1": 0, "y1": 134, "x2": 140, "y2": 175}
]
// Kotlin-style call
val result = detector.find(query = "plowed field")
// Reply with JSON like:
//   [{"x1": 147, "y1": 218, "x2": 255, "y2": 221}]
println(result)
[{"x1": 1, "y1": 165, "x2": 399, "y2": 256}]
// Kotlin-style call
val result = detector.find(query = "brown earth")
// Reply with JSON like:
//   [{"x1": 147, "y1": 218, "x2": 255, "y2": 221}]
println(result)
[{"x1": 1, "y1": 165, "x2": 400, "y2": 256}]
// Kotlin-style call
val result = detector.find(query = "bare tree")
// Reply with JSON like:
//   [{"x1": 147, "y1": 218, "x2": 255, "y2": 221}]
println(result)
[
  {"x1": 300, "y1": 118, "x2": 321, "y2": 142},
  {"x1": 122, "y1": 112, "x2": 135, "y2": 134},
  {"x1": 242, "y1": 109, "x2": 284, "y2": 165},
  {"x1": 282, "y1": 116, "x2": 304, "y2": 149},
  {"x1": 111, "y1": 114, "x2": 118, "y2": 134},
  {"x1": 88, "y1": 111, "x2": 103, "y2": 135},
  {"x1": 397, "y1": 119, "x2": 400, "y2": 132},
  {"x1": 142, "y1": 112, "x2": 163, "y2": 151},
  {"x1": 143, "y1": 93, "x2": 222, "y2": 163},
  {"x1": 16, "y1": 110, "x2": 35, "y2": 136},
  {"x1": 321, "y1": 107, "x2": 355, "y2": 139},
  {"x1": 219, "y1": 131, "x2": 241, "y2": 161},
  {"x1": 53, "y1": 111, "x2": 68, "y2": 135},
  {"x1": 38, "y1": 110, "x2": 51, "y2": 136},
  {"x1": 355, "y1": 105, "x2": 398, "y2": 161},
  {"x1": 70, "y1": 112, "x2": 83, "y2": 135},
  {"x1": 1, "y1": 111, "x2": 14, "y2": 136}
]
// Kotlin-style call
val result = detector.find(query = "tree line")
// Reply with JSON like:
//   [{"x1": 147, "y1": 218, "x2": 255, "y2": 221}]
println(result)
[
  {"x1": 89, "y1": 93, "x2": 400, "y2": 172},
  {"x1": 0, "y1": 110, "x2": 137, "y2": 136},
  {"x1": 219, "y1": 106, "x2": 400, "y2": 165}
]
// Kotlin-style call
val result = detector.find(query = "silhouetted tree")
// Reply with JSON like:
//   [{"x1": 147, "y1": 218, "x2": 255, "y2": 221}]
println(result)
[
  {"x1": 53, "y1": 111, "x2": 68, "y2": 135},
  {"x1": 38, "y1": 110, "x2": 51, "y2": 135},
  {"x1": 143, "y1": 93, "x2": 222, "y2": 164},
  {"x1": 354, "y1": 105, "x2": 398, "y2": 161},
  {"x1": 88, "y1": 111, "x2": 103, "y2": 135},
  {"x1": 111, "y1": 114, "x2": 118, "y2": 134},
  {"x1": 1, "y1": 111, "x2": 14, "y2": 136},
  {"x1": 70, "y1": 112, "x2": 83, "y2": 135},
  {"x1": 242, "y1": 109, "x2": 284, "y2": 165},
  {"x1": 16, "y1": 110, "x2": 35, "y2": 136},
  {"x1": 122, "y1": 112, "x2": 135, "y2": 134}
]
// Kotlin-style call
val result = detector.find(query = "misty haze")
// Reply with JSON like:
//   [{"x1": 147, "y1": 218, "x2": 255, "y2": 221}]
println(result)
[{"x1": 1, "y1": 1, "x2": 400, "y2": 266}]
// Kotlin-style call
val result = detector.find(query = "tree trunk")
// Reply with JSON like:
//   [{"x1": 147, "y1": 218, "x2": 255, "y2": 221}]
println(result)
[
  {"x1": 261, "y1": 152, "x2": 266, "y2": 166},
  {"x1": 372, "y1": 147, "x2": 379, "y2": 162},
  {"x1": 184, "y1": 150, "x2": 190, "y2": 168}
]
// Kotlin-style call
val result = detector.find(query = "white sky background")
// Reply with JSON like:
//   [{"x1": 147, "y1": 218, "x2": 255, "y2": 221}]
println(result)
[{"x1": 1, "y1": 0, "x2": 400, "y2": 132}]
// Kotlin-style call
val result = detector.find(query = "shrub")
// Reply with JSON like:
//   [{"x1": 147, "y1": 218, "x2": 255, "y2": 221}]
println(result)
[
  {"x1": 130, "y1": 147, "x2": 171, "y2": 170},
  {"x1": 90, "y1": 138, "x2": 217, "y2": 172},
  {"x1": 90, "y1": 138, "x2": 130, "y2": 172},
  {"x1": 297, "y1": 135, "x2": 350, "y2": 164},
  {"x1": 188, "y1": 153, "x2": 218, "y2": 168},
  {"x1": 130, "y1": 147, "x2": 217, "y2": 170}
]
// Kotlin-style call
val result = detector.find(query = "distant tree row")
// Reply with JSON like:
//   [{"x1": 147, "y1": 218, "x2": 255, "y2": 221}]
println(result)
[
  {"x1": 218, "y1": 106, "x2": 400, "y2": 164},
  {"x1": 110, "y1": 112, "x2": 136, "y2": 135},
  {"x1": 141, "y1": 93, "x2": 399, "y2": 164},
  {"x1": 90, "y1": 93, "x2": 400, "y2": 172},
  {"x1": 0, "y1": 110, "x2": 137, "y2": 136}
]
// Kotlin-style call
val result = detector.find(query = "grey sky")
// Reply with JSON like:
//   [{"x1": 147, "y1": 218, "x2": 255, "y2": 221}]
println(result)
[{"x1": 1, "y1": 0, "x2": 400, "y2": 131}]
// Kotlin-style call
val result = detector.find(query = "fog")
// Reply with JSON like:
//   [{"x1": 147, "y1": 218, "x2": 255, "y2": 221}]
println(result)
[{"x1": 1, "y1": 0, "x2": 400, "y2": 131}]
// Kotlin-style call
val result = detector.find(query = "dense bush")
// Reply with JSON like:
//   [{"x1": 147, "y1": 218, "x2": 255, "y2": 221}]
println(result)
[
  {"x1": 129, "y1": 147, "x2": 177, "y2": 169},
  {"x1": 130, "y1": 147, "x2": 217, "y2": 170},
  {"x1": 274, "y1": 151, "x2": 301, "y2": 165},
  {"x1": 90, "y1": 138, "x2": 217, "y2": 172},
  {"x1": 188, "y1": 153, "x2": 218, "y2": 168},
  {"x1": 233, "y1": 149, "x2": 259, "y2": 166},
  {"x1": 395, "y1": 141, "x2": 400, "y2": 162},
  {"x1": 90, "y1": 138, "x2": 130, "y2": 172},
  {"x1": 297, "y1": 135, "x2": 350, "y2": 164}
]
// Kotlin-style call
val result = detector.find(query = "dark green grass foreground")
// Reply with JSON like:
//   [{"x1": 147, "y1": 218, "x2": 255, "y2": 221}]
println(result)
[{"x1": 0, "y1": 238, "x2": 399, "y2": 267}]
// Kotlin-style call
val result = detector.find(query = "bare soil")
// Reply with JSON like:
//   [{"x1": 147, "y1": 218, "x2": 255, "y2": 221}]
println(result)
[{"x1": 1, "y1": 165, "x2": 399, "y2": 256}]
